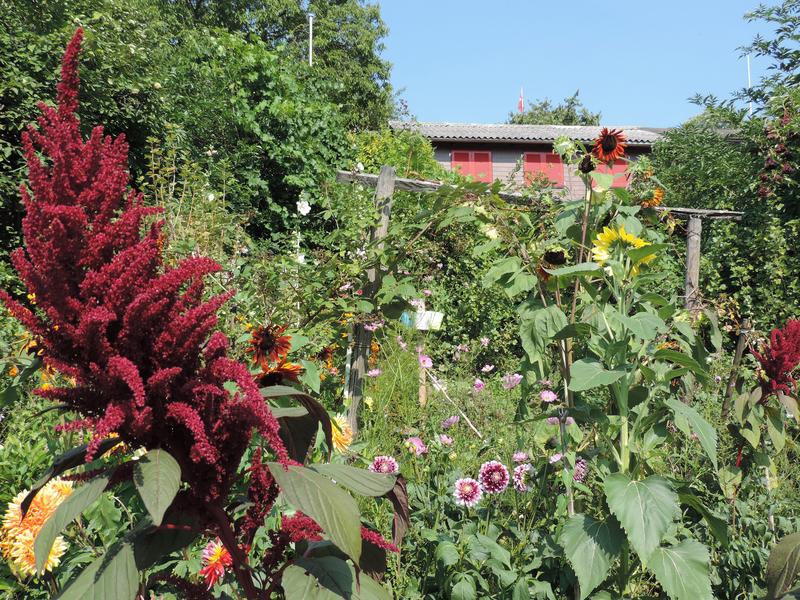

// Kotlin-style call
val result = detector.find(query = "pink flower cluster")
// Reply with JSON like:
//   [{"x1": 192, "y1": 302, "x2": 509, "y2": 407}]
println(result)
[{"x1": 369, "y1": 455, "x2": 400, "y2": 475}]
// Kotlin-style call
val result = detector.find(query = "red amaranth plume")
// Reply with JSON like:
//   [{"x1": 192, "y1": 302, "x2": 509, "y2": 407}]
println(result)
[
  {"x1": 752, "y1": 319, "x2": 800, "y2": 399},
  {"x1": 0, "y1": 28, "x2": 288, "y2": 508}
]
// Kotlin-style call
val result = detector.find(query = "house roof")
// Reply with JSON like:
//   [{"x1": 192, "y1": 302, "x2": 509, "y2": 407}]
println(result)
[{"x1": 389, "y1": 120, "x2": 664, "y2": 146}]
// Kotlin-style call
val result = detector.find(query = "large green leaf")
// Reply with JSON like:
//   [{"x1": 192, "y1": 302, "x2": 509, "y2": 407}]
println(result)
[
  {"x1": 56, "y1": 541, "x2": 138, "y2": 600},
  {"x1": 35, "y1": 475, "x2": 110, "y2": 572},
  {"x1": 619, "y1": 312, "x2": 666, "y2": 341},
  {"x1": 133, "y1": 449, "x2": 181, "y2": 526},
  {"x1": 544, "y1": 262, "x2": 602, "y2": 278},
  {"x1": 268, "y1": 463, "x2": 362, "y2": 563},
  {"x1": 559, "y1": 514, "x2": 624, "y2": 599},
  {"x1": 310, "y1": 464, "x2": 396, "y2": 497},
  {"x1": 282, "y1": 558, "x2": 389, "y2": 600},
  {"x1": 676, "y1": 488, "x2": 728, "y2": 548},
  {"x1": 665, "y1": 398, "x2": 718, "y2": 471},
  {"x1": 652, "y1": 349, "x2": 708, "y2": 381},
  {"x1": 603, "y1": 473, "x2": 677, "y2": 563},
  {"x1": 451, "y1": 575, "x2": 477, "y2": 600},
  {"x1": 767, "y1": 533, "x2": 800, "y2": 600},
  {"x1": 648, "y1": 540, "x2": 712, "y2": 600},
  {"x1": 569, "y1": 358, "x2": 625, "y2": 392},
  {"x1": 435, "y1": 541, "x2": 459, "y2": 567}
]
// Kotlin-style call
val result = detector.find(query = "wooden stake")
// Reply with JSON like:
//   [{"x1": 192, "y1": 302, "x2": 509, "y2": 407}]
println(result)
[
  {"x1": 684, "y1": 216, "x2": 702, "y2": 313},
  {"x1": 346, "y1": 166, "x2": 396, "y2": 435}
]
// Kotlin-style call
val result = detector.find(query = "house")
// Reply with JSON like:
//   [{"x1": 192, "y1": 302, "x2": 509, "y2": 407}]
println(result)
[{"x1": 389, "y1": 121, "x2": 664, "y2": 199}]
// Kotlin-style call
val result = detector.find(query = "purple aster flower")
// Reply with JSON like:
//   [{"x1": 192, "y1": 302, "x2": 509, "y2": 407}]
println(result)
[
  {"x1": 512, "y1": 451, "x2": 529, "y2": 463},
  {"x1": 478, "y1": 461, "x2": 510, "y2": 494},
  {"x1": 572, "y1": 458, "x2": 588, "y2": 482},
  {"x1": 441, "y1": 415, "x2": 460, "y2": 429},
  {"x1": 513, "y1": 464, "x2": 533, "y2": 492},
  {"x1": 540, "y1": 390, "x2": 558, "y2": 403},
  {"x1": 369, "y1": 455, "x2": 400, "y2": 475},
  {"x1": 481, "y1": 364, "x2": 495, "y2": 373},
  {"x1": 418, "y1": 354, "x2": 433, "y2": 369},
  {"x1": 549, "y1": 453, "x2": 563, "y2": 464},
  {"x1": 366, "y1": 368, "x2": 382, "y2": 377},
  {"x1": 438, "y1": 434, "x2": 454, "y2": 446},
  {"x1": 405, "y1": 437, "x2": 428, "y2": 456},
  {"x1": 453, "y1": 478, "x2": 483, "y2": 507},
  {"x1": 473, "y1": 378, "x2": 486, "y2": 392},
  {"x1": 502, "y1": 373, "x2": 523, "y2": 390}
]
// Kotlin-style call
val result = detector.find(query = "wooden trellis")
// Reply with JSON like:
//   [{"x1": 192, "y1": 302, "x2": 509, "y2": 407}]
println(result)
[{"x1": 336, "y1": 167, "x2": 744, "y2": 431}]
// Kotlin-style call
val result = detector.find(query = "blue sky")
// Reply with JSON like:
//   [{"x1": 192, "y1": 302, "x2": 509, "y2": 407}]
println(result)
[{"x1": 377, "y1": 1, "x2": 772, "y2": 126}]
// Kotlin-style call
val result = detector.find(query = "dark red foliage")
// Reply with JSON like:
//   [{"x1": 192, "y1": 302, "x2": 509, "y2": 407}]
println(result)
[
  {"x1": 0, "y1": 29, "x2": 288, "y2": 510},
  {"x1": 751, "y1": 319, "x2": 800, "y2": 399}
]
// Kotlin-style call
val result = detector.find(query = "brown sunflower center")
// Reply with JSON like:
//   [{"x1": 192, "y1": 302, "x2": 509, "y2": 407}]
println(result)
[{"x1": 601, "y1": 135, "x2": 618, "y2": 153}]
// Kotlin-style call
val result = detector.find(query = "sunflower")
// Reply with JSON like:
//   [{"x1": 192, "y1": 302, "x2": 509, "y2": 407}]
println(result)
[
  {"x1": 592, "y1": 128, "x2": 627, "y2": 163},
  {"x1": 331, "y1": 414, "x2": 353, "y2": 453},
  {"x1": 1, "y1": 478, "x2": 73, "y2": 577},
  {"x1": 591, "y1": 224, "x2": 655, "y2": 276},
  {"x1": 641, "y1": 187, "x2": 664, "y2": 209},
  {"x1": 247, "y1": 324, "x2": 292, "y2": 368},
  {"x1": 257, "y1": 360, "x2": 304, "y2": 386}
]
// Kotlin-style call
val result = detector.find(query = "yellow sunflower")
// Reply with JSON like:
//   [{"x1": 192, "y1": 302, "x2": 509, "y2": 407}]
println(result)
[
  {"x1": 331, "y1": 414, "x2": 353, "y2": 453},
  {"x1": 1, "y1": 478, "x2": 73, "y2": 577},
  {"x1": 591, "y1": 224, "x2": 655, "y2": 276}
]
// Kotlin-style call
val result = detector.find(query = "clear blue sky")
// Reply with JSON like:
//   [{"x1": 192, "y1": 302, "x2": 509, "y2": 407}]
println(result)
[{"x1": 377, "y1": 0, "x2": 772, "y2": 126}]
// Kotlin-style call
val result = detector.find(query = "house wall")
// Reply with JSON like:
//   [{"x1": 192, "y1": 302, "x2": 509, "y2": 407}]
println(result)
[{"x1": 433, "y1": 142, "x2": 650, "y2": 199}]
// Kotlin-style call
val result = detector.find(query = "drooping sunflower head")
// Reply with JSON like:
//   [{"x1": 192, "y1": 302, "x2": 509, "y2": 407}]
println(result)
[
  {"x1": 591, "y1": 224, "x2": 655, "y2": 276},
  {"x1": 592, "y1": 128, "x2": 627, "y2": 163},
  {"x1": 247, "y1": 324, "x2": 292, "y2": 367},
  {"x1": 331, "y1": 414, "x2": 353, "y2": 453},
  {"x1": 641, "y1": 187, "x2": 664, "y2": 208},
  {"x1": 257, "y1": 360, "x2": 303, "y2": 387}
]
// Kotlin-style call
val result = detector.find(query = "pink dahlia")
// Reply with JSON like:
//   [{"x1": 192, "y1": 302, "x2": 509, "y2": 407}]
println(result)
[
  {"x1": 512, "y1": 451, "x2": 529, "y2": 463},
  {"x1": 481, "y1": 364, "x2": 495, "y2": 373},
  {"x1": 478, "y1": 461, "x2": 510, "y2": 494},
  {"x1": 366, "y1": 368, "x2": 382, "y2": 377},
  {"x1": 549, "y1": 453, "x2": 563, "y2": 464},
  {"x1": 438, "y1": 434, "x2": 454, "y2": 446},
  {"x1": 540, "y1": 390, "x2": 558, "y2": 403},
  {"x1": 502, "y1": 373, "x2": 523, "y2": 390},
  {"x1": 441, "y1": 415, "x2": 460, "y2": 429},
  {"x1": 369, "y1": 455, "x2": 400, "y2": 475},
  {"x1": 512, "y1": 464, "x2": 533, "y2": 492},
  {"x1": 573, "y1": 458, "x2": 588, "y2": 482},
  {"x1": 405, "y1": 437, "x2": 428, "y2": 456},
  {"x1": 453, "y1": 478, "x2": 483, "y2": 507},
  {"x1": 473, "y1": 378, "x2": 486, "y2": 392}
]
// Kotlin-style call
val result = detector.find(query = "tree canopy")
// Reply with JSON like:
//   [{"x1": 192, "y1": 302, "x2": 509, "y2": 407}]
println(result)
[{"x1": 507, "y1": 90, "x2": 600, "y2": 125}]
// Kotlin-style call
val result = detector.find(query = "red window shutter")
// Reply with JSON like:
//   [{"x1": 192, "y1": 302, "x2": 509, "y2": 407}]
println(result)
[
  {"x1": 452, "y1": 151, "x2": 471, "y2": 177},
  {"x1": 524, "y1": 152, "x2": 563, "y2": 186},
  {"x1": 472, "y1": 151, "x2": 492, "y2": 182}
]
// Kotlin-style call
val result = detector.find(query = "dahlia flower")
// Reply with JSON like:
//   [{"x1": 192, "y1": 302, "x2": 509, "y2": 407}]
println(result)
[
  {"x1": 573, "y1": 458, "x2": 589, "y2": 482},
  {"x1": 481, "y1": 364, "x2": 495, "y2": 373},
  {"x1": 405, "y1": 437, "x2": 428, "y2": 456},
  {"x1": 478, "y1": 461, "x2": 510, "y2": 494},
  {"x1": 199, "y1": 538, "x2": 232, "y2": 589},
  {"x1": 332, "y1": 415, "x2": 353, "y2": 453},
  {"x1": 540, "y1": 390, "x2": 558, "y2": 403},
  {"x1": 473, "y1": 378, "x2": 485, "y2": 392},
  {"x1": 438, "y1": 434, "x2": 454, "y2": 446},
  {"x1": 512, "y1": 451, "x2": 529, "y2": 463},
  {"x1": 512, "y1": 464, "x2": 533, "y2": 492},
  {"x1": 453, "y1": 478, "x2": 483, "y2": 507},
  {"x1": 441, "y1": 415, "x2": 460, "y2": 429},
  {"x1": 369, "y1": 455, "x2": 399, "y2": 475},
  {"x1": 502, "y1": 373, "x2": 523, "y2": 390},
  {"x1": 418, "y1": 354, "x2": 433, "y2": 369}
]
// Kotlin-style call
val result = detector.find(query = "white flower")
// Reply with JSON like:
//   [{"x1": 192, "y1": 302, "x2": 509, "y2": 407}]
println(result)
[
  {"x1": 296, "y1": 253, "x2": 306, "y2": 264},
  {"x1": 356, "y1": 162, "x2": 365, "y2": 172},
  {"x1": 296, "y1": 200, "x2": 311, "y2": 216},
  {"x1": 207, "y1": 193, "x2": 215, "y2": 202}
]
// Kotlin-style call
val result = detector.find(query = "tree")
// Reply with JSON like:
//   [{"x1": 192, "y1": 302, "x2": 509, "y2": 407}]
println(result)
[{"x1": 507, "y1": 90, "x2": 600, "y2": 125}]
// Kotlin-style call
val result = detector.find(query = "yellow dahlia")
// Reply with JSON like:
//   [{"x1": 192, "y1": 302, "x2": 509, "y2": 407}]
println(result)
[
  {"x1": 331, "y1": 414, "x2": 353, "y2": 453},
  {"x1": 591, "y1": 224, "x2": 655, "y2": 276},
  {"x1": 1, "y1": 478, "x2": 73, "y2": 577}
]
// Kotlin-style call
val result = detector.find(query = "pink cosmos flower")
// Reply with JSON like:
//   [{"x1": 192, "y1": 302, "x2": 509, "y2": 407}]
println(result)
[
  {"x1": 418, "y1": 354, "x2": 433, "y2": 369},
  {"x1": 573, "y1": 458, "x2": 588, "y2": 482},
  {"x1": 396, "y1": 335, "x2": 408, "y2": 351},
  {"x1": 422, "y1": 289, "x2": 432, "y2": 296},
  {"x1": 480, "y1": 337, "x2": 490, "y2": 347},
  {"x1": 453, "y1": 478, "x2": 482, "y2": 507},
  {"x1": 405, "y1": 437, "x2": 428, "y2": 456},
  {"x1": 481, "y1": 364, "x2": 495, "y2": 373},
  {"x1": 364, "y1": 319, "x2": 384, "y2": 332},
  {"x1": 565, "y1": 416, "x2": 575, "y2": 426},
  {"x1": 478, "y1": 461, "x2": 510, "y2": 494},
  {"x1": 369, "y1": 455, "x2": 400, "y2": 475},
  {"x1": 549, "y1": 453, "x2": 563, "y2": 464},
  {"x1": 502, "y1": 373, "x2": 523, "y2": 390},
  {"x1": 546, "y1": 416, "x2": 559, "y2": 426},
  {"x1": 512, "y1": 451, "x2": 529, "y2": 463},
  {"x1": 441, "y1": 415, "x2": 460, "y2": 429},
  {"x1": 367, "y1": 368, "x2": 382, "y2": 377},
  {"x1": 409, "y1": 299, "x2": 425, "y2": 310},
  {"x1": 512, "y1": 464, "x2": 533, "y2": 492},
  {"x1": 438, "y1": 434, "x2": 454, "y2": 446},
  {"x1": 473, "y1": 378, "x2": 485, "y2": 392},
  {"x1": 540, "y1": 390, "x2": 558, "y2": 403}
]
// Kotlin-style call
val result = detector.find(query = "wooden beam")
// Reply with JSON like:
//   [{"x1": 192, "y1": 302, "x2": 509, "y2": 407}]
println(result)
[
  {"x1": 346, "y1": 165, "x2": 396, "y2": 435},
  {"x1": 684, "y1": 216, "x2": 703, "y2": 312},
  {"x1": 336, "y1": 170, "x2": 744, "y2": 220}
]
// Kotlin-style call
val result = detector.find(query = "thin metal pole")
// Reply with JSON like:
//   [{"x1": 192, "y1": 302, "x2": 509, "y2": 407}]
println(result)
[{"x1": 308, "y1": 13, "x2": 314, "y2": 67}]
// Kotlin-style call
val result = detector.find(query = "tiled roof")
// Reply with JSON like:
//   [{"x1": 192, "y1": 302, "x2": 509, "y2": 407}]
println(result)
[{"x1": 389, "y1": 120, "x2": 663, "y2": 146}]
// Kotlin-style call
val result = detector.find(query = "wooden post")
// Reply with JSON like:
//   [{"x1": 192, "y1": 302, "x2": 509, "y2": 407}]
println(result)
[
  {"x1": 684, "y1": 216, "x2": 702, "y2": 313},
  {"x1": 721, "y1": 318, "x2": 751, "y2": 420},
  {"x1": 346, "y1": 166, "x2": 396, "y2": 434}
]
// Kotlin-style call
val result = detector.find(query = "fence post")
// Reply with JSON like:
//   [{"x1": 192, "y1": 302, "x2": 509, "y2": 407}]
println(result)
[
  {"x1": 721, "y1": 318, "x2": 751, "y2": 420},
  {"x1": 347, "y1": 165, "x2": 396, "y2": 435},
  {"x1": 684, "y1": 216, "x2": 702, "y2": 313}
]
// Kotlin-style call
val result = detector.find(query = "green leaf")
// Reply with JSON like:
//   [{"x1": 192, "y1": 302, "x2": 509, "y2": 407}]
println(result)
[
  {"x1": 483, "y1": 257, "x2": 522, "y2": 287},
  {"x1": 435, "y1": 540, "x2": 459, "y2": 567},
  {"x1": 545, "y1": 262, "x2": 602, "y2": 278},
  {"x1": 767, "y1": 533, "x2": 800, "y2": 600},
  {"x1": 619, "y1": 312, "x2": 666, "y2": 341},
  {"x1": 569, "y1": 358, "x2": 625, "y2": 392},
  {"x1": 718, "y1": 466, "x2": 742, "y2": 500},
  {"x1": 268, "y1": 463, "x2": 361, "y2": 563},
  {"x1": 603, "y1": 473, "x2": 678, "y2": 564},
  {"x1": 652, "y1": 349, "x2": 708, "y2": 381},
  {"x1": 591, "y1": 171, "x2": 614, "y2": 190},
  {"x1": 271, "y1": 407, "x2": 309, "y2": 418},
  {"x1": 778, "y1": 392, "x2": 799, "y2": 423},
  {"x1": 648, "y1": 540, "x2": 712, "y2": 600},
  {"x1": 766, "y1": 406, "x2": 786, "y2": 452},
  {"x1": 627, "y1": 243, "x2": 668, "y2": 264},
  {"x1": 35, "y1": 475, "x2": 110, "y2": 573},
  {"x1": 451, "y1": 575, "x2": 477, "y2": 600},
  {"x1": 665, "y1": 398, "x2": 717, "y2": 471},
  {"x1": 310, "y1": 464, "x2": 396, "y2": 497},
  {"x1": 299, "y1": 360, "x2": 321, "y2": 393},
  {"x1": 56, "y1": 541, "x2": 138, "y2": 600},
  {"x1": 552, "y1": 323, "x2": 593, "y2": 340},
  {"x1": 133, "y1": 449, "x2": 181, "y2": 526},
  {"x1": 559, "y1": 514, "x2": 624, "y2": 599},
  {"x1": 282, "y1": 558, "x2": 389, "y2": 600},
  {"x1": 676, "y1": 488, "x2": 728, "y2": 548}
]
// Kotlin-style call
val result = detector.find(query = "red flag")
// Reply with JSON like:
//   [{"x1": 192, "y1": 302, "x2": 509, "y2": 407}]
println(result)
[{"x1": 517, "y1": 87, "x2": 524, "y2": 113}]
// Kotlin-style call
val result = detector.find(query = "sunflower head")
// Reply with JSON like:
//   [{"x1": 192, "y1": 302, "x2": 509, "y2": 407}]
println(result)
[
  {"x1": 592, "y1": 128, "x2": 627, "y2": 163},
  {"x1": 257, "y1": 360, "x2": 304, "y2": 386},
  {"x1": 331, "y1": 414, "x2": 353, "y2": 453},
  {"x1": 641, "y1": 187, "x2": 664, "y2": 209},
  {"x1": 591, "y1": 224, "x2": 655, "y2": 277},
  {"x1": 247, "y1": 324, "x2": 292, "y2": 368}
]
